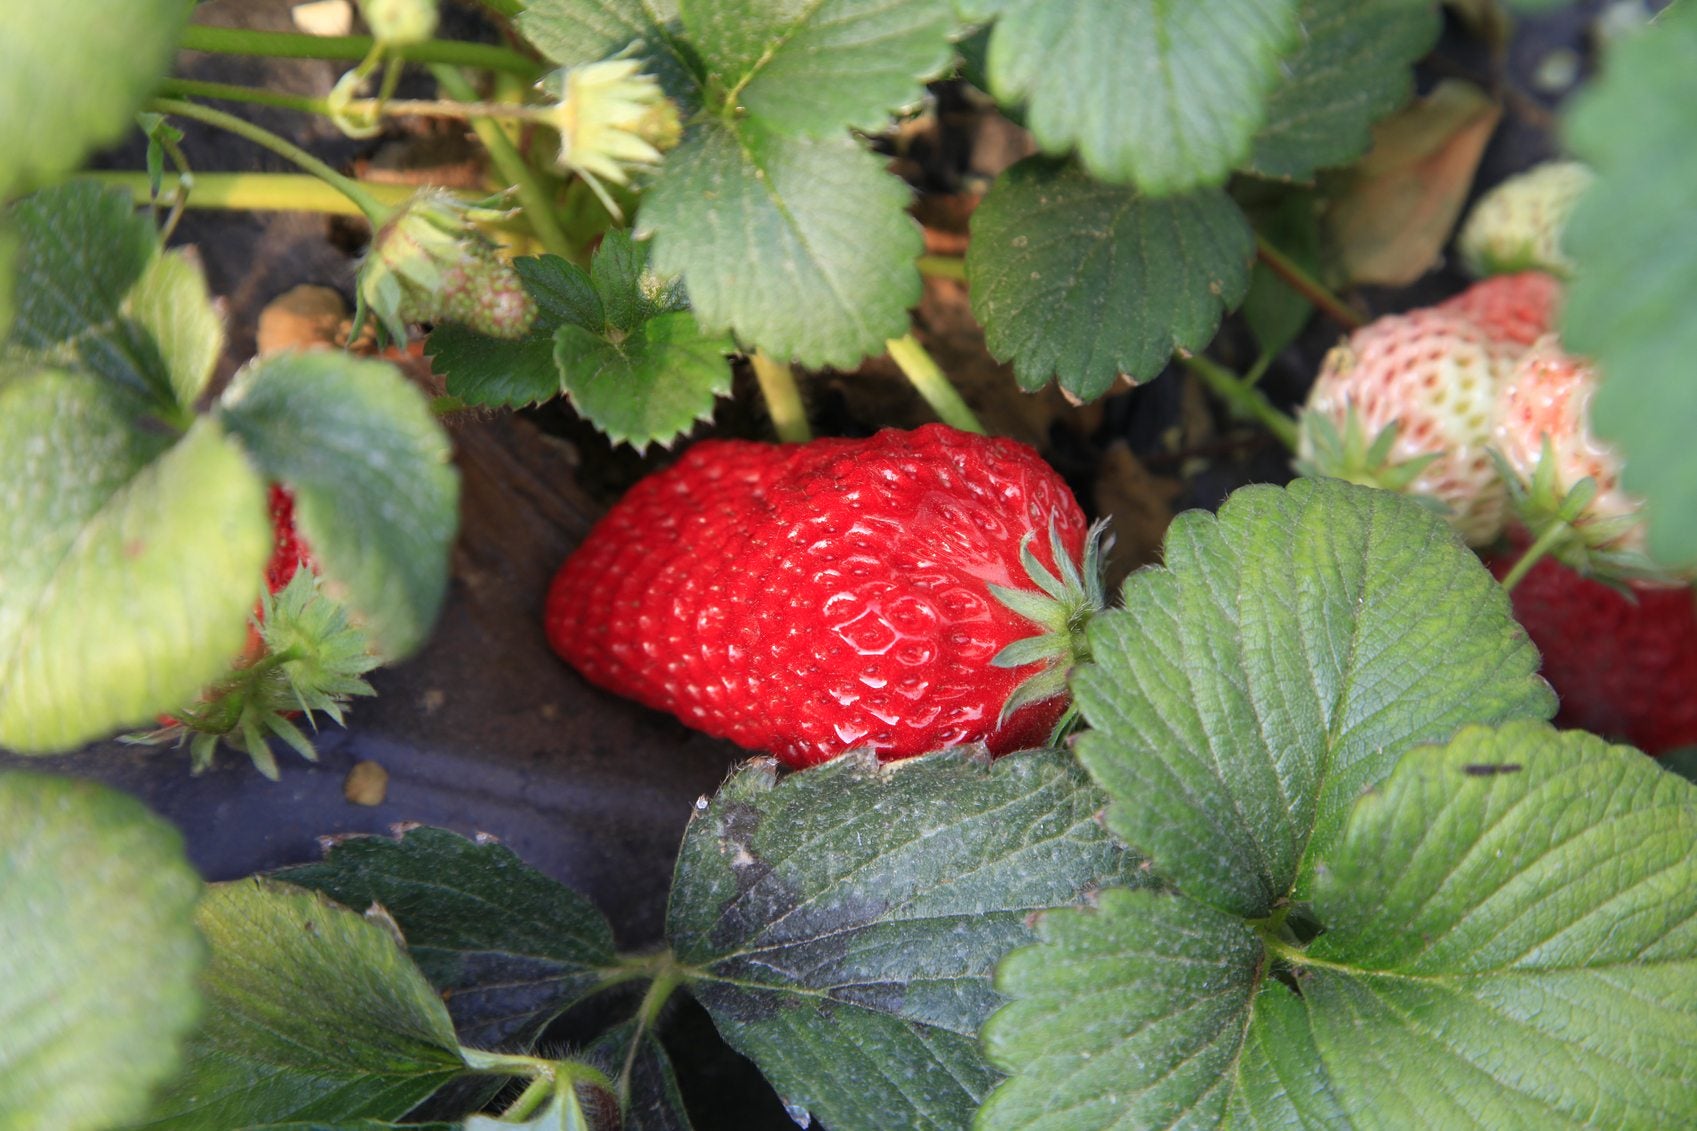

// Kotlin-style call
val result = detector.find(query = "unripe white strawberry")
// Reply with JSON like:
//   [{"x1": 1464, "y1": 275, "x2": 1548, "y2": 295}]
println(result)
[
  {"x1": 1457, "y1": 161, "x2": 1593, "y2": 279},
  {"x1": 1492, "y1": 334, "x2": 1650, "y2": 570},
  {"x1": 1298, "y1": 308, "x2": 1521, "y2": 545}
]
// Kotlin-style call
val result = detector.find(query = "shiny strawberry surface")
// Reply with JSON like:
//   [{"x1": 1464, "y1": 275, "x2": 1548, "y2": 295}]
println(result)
[{"x1": 545, "y1": 425, "x2": 1087, "y2": 767}]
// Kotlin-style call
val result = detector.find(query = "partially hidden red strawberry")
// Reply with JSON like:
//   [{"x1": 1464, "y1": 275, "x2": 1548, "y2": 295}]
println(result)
[
  {"x1": 1435, "y1": 271, "x2": 1562, "y2": 348},
  {"x1": 545, "y1": 424, "x2": 1106, "y2": 769},
  {"x1": 263, "y1": 485, "x2": 312, "y2": 605},
  {"x1": 1487, "y1": 549, "x2": 1697, "y2": 755},
  {"x1": 1297, "y1": 307, "x2": 1521, "y2": 545}
]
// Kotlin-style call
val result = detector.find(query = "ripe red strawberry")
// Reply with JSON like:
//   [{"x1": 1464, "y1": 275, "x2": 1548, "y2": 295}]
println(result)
[
  {"x1": 545, "y1": 425, "x2": 1104, "y2": 768},
  {"x1": 1487, "y1": 549, "x2": 1697, "y2": 755},
  {"x1": 1436, "y1": 271, "x2": 1562, "y2": 349},
  {"x1": 1297, "y1": 307, "x2": 1521, "y2": 545}
]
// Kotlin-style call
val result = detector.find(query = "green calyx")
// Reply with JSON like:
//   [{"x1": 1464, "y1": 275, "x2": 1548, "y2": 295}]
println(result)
[
  {"x1": 988, "y1": 518, "x2": 1113, "y2": 728},
  {"x1": 1294, "y1": 408, "x2": 1448, "y2": 513},
  {"x1": 1491, "y1": 441, "x2": 1673, "y2": 586},
  {"x1": 134, "y1": 571, "x2": 379, "y2": 779}
]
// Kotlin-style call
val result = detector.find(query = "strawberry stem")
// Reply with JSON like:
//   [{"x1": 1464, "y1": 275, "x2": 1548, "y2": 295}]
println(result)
[
  {"x1": 917, "y1": 254, "x2": 966, "y2": 281},
  {"x1": 177, "y1": 23, "x2": 540, "y2": 76},
  {"x1": 750, "y1": 351, "x2": 812, "y2": 442},
  {"x1": 1181, "y1": 354, "x2": 1300, "y2": 450},
  {"x1": 85, "y1": 171, "x2": 424, "y2": 216},
  {"x1": 430, "y1": 64, "x2": 577, "y2": 260},
  {"x1": 1255, "y1": 234, "x2": 1363, "y2": 331},
  {"x1": 886, "y1": 333, "x2": 985, "y2": 434},
  {"x1": 148, "y1": 98, "x2": 393, "y2": 224},
  {"x1": 1498, "y1": 521, "x2": 1571, "y2": 593}
]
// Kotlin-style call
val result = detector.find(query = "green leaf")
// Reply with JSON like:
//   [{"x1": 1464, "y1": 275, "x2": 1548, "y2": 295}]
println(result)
[
  {"x1": 681, "y1": 0, "x2": 956, "y2": 136},
  {"x1": 666, "y1": 749, "x2": 1146, "y2": 1131},
  {"x1": 582, "y1": 1021, "x2": 693, "y2": 1131},
  {"x1": 4, "y1": 182, "x2": 178, "y2": 413},
  {"x1": 1245, "y1": 0, "x2": 1442, "y2": 181},
  {"x1": 639, "y1": 122, "x2": 922, "y2": 367},
  {"x1": 967, "y1": 0, "x2": 1302, "y2": 193},
  {"x1": 0, "y1": 772, "x2": 204, "y2": 1131},
  {"x1": 125, "y1": 248, "x2": 225, "y2": 409},
  {"x1": 1562, "y1": 0, "x2": 1697, "y2": 568},
  {"x1": 243, "y1": 1124, "x2": 456, "y2": 1130},
  {"x1": 137, "y1": 879, "x2": 468, "y2": 1129},
  {"x1": 0, "y1": 221, "x2": 15, "y2": 340},
  {"x1": 0, "y1": 369, "x2": 270, "y2": 753},
  {"x1": 978, "y1": 889, "x2": 1264, "y2": 1130},
  {"x1": 0, "y1": 0, "x2": 189, "y2": 197},
  {"x1": 556, "y1": 313, "x2": 732, "y2": 451},
  {"x1": 1074, "y1": 478, "x2": 1554, "y2": 919},
  {"x1": 274, "y1": 827, "x2": 618, "y2": 1050},
  {"x1": 967, "y1": 158, "x2": 1254, "y2": 398},
  {"x1": 217, "y1": 351, "x2": 459, "y2": 660},
  {"x1": 427, "y1": 254, "x2": 602, "y2": 409},
  {"x1": 981, "y1": 723, "x2": 1697, "y2": 1128},
  {"x1": 428, "y1": 240, "x2": 732, "y2": 448},
  {"x1": 516, "y1": 0, "x2": 701, "y2": 106},
  {"x1": 1268, "y1": 724, "x2": 1697, "y2": 1125},
  {"x1": 1238, "y1": 184, "x2": 1320, "y2": 357}
]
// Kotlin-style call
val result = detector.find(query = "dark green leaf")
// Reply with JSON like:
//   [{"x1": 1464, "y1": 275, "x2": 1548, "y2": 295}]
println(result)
[
  {"x1": 137, "y1": 879, "x2": 467, "y2": 1129},
  {"x1": 1074, "y1": 478, "x2": 1553, "y2": 919},
  {"x1": 5, "y1": 182, "x2": 176, "y2": 412},
  {"x1": 680, "y1": 0, "x2": 956, "y2": 136},
  {"x1": 0, "y1": 0, "x2": 189, "y2": 196},
  {"x1": 0, "y1": 772, "x2": 204, "y2": 1131},
  {"x1": 556, "y1": 313, "x2": 731, "y2": 451},
  {"x1": 516, "y1": 0, "x2": 700, "y2": 107},
  {"x1": 274, "y1": 827, "x2": 619, "y2": 1051},
  {"x1": 218, "y1": 351, "x2": 459, "y2": 660},
  {"x1": 1245, "y1": 0, "x2": 1442, "y2": 181},
  {"x1": 589, "y1": 230, "x2": 684, "y2": 333},
  {"x1": 1238, "y1": 184, "x2": 1322, "y2": 359},
  {"x1": 978, "y1": 889, "x2": 1263, "y2": 1130},
  {"x1": 639, "y1": 122, "x2": 922, "y2": 367},
  {"x1": 966, "y1": 0, "x2": 1302, "y2": 193},
  {"x1": 981, "y1": 723, "x2": 1697, "y2": 1127},
  {"x1": 967, "y1": 158, "x2": 1254, "y2": 398},
  {"x1": 426, "y1": 254, "x2": 606, "y2": 409},
  {"x1": 0, "y1": 369, "x2": 270, "y2": 753},
  {"x1": 667, "y1": 749, "x2": 1146, "y2": 1131},
  {"x1": 1661, "y1": 746, "x2": 1697, "y2": 785},
  {"x1": 582, "y1": 1021, "x2": 694, "y2": 1131},
  {"x1": 1562, "y1": 0, "x2": 1697, "y2": 568}
]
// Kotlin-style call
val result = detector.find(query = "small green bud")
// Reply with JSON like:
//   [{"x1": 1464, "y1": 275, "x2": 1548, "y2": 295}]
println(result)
[{"x1": 358, "y1": 0, "x2": 438, "y2": 46}]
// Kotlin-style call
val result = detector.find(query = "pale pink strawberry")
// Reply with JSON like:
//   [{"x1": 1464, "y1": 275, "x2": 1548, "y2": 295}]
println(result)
[
  {"x1": 1298, "y1": 308, "x2": 1522, "y2": 545},
  {"x1": 1436, "y1": 271, "x2": 1562, "y2": 349},
  {"x1": 1493, "y1": 334, "x2": 1647, "y2": 564}
]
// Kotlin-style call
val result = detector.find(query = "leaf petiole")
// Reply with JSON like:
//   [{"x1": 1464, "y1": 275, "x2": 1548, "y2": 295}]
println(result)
[{"x1": 886, "y1": 333, "x2": 984, "y2": 434}]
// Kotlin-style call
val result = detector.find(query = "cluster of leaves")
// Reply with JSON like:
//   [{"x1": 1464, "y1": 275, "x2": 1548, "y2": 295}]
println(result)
[
  {"x1": 0, "y1": 183, "x2": 458, "y2": 756},
  {"x1": 5, "y1": 482, "x2": 1693, "y2": 1129}
]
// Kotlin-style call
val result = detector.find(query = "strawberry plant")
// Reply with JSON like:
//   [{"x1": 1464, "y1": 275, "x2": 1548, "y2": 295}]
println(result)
[{"x1": 4, "y1": 1, "x2": 1697, "y2": 1129}]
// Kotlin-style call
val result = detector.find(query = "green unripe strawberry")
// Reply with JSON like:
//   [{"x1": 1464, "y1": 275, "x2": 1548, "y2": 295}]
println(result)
[{"x1": 357, "y1": 189, "x2": 537, "y2": 341}]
